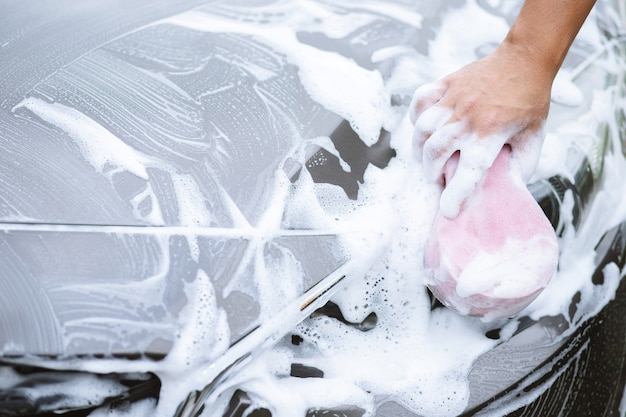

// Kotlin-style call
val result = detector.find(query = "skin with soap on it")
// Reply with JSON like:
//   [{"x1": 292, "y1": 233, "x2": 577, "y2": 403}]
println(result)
[
  {"x1": 411, "y1": 0, "x2": 597, "y2": 319},
  {"x1": 410, "y1": 0, "x2": 597, "y2": 218}
]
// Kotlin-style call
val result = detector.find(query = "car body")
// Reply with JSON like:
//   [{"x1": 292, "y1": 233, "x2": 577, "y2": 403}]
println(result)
[{"x1": 0, "y1": 1, "x2": 625, "y2": 416}]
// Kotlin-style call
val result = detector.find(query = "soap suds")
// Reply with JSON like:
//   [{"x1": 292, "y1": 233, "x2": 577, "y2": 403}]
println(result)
[{"x1": 3, "y1": 1, "x2": 624, "y2": 417}]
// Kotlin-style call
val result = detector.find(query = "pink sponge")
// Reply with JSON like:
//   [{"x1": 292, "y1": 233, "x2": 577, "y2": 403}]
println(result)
[{"x1": 424, "y1": 146, "x2": 559, "y2": 321}]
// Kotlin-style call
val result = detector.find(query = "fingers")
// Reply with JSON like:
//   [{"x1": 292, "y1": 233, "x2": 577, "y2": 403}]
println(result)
[
  {"x1": 435, "y1": 128, "x2": 543, "y2": 219},
  {"x1": 409, "y1": 82, "x2": 446, "y2": 124},
  {"x1": 438, "y1": 144, "x2": 501, "y2": 219},
  {"x1": 408, "y1": 81, "x2": 547, "y2": 219},
  {"x1": 438, "y1": 162, "x2": 483, "y2": 219},
  {"x1": 412, "y1": 105, "x2": 453, "y2": 157},
  {"x1": 421, "y1": 119, "x2": 464, "y2": 183},
  {"x1": 409, "y1": 81, "x2": 449, "y2": 159}
]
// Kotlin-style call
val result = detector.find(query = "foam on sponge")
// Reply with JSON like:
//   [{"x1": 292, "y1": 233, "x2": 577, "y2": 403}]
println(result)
[{"x1": 424, "y1": 146, "x2": 559, "y2": 321}]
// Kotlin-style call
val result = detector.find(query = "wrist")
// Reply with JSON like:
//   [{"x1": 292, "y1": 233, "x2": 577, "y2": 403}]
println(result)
[
  {"x1": 493, "y1": 38, "x2": 559, "y2": 87},
  {"x1": 498, "y1": 30, "x2": 567, "y2": 82},
  {"x1": 497, "y1": 0, "x2": 596, "y2": 81}
]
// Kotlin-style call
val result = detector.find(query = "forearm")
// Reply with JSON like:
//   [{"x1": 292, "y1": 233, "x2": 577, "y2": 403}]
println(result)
[{"x1": 501, "y1": 0, "x2": 596, "y2": 78}]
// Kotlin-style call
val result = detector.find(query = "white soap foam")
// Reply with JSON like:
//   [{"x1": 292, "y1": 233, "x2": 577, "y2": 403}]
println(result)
[
  {"x1": 214, "y1": 1, "x2": 624, "y2": 416},
  {"x1": 428, "y1": 0, "x2": 510, "y2": 78},
  {"x1": 88, "y1": 398, "x2": 157, "y2": 417},
  {"x1": 153, "y1": 268, "x2": 232, "y2": 417},
  {"x1": 163, "y1": 6, "x2": 388, "y2": 146},
  {"x1": 17, "y1": 97, "x2": 154, "y2": 180},
  {"x1": 14, "y1": 97, "x2": 222, "y2": 231},
  {"x1": 552, "y1": 69, "x2": 585, "y2": 107},
  {"x1": 6, "y1": 1, "x2": 620, "y2": 416},
  {"x1": 27, "y1": 373, "x2": 128, "y2": 411},
  {"x1": 454, "y1": 235, "x2": 556, "y2": 299}
]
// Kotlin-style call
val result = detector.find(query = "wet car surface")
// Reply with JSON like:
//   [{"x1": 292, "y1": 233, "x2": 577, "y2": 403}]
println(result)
[{"x1": 1, "y1": 1, "x2": 625, "y2": 416}]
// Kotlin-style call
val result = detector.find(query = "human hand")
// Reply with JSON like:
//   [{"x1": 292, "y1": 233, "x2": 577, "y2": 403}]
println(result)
[{"x1": 409, "y1": 43, "x2": 553, "y2": 218}]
